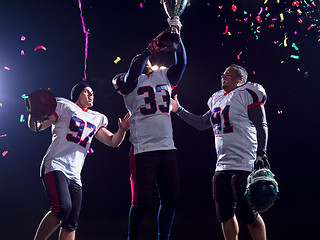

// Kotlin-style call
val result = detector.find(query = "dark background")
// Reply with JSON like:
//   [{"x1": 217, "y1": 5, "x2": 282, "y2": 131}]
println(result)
[{"x1": 0, "y1": 0, "x2": 319, "y2": 239}]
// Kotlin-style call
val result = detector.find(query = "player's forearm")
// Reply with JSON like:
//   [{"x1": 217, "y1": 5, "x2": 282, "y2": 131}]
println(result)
[
  {"x1": 248, "y1": 105, "x2": 268, "y2": 156},
  {"x1": 124, "y1": 49, "x2": 151, "y2": 93},
  {"x1": 167, "y1": 39, "x2": 187, "y2": 86},
  {"x1": 109, "y1": 128, "x2": 126, "y2": 147},
  {"x1": 175, "y1": 107, "x2": 211, "y2": 131}
]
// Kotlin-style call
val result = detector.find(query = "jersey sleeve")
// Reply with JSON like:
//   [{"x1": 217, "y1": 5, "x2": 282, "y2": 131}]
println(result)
[
  {"x1": 98, "y1": 114, "x2": 108, "y2": 132},
  {"x1": 54, "y1": 98, "x2": 68, "y2": 120},
  {"x1": 112, "y1": 73, "x2": 127, "y2": 95},
  {"x1": 207, "y1": 94, "x2": 215, "y2": 110},
  {"x1": 244, "y1": 83, "x2": 267, "y2": 110}
]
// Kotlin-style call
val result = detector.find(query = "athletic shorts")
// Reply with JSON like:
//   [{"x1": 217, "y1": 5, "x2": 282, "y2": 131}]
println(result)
[
  {"x1": 212, "y1": 170, "x2": 258, "y2": 224},
  {"x1": 129, "y1": 149, "x2": 180, "y2": 208},
  {"x1": 42, "y1": 170, "x2": 82, "y2": 231}
]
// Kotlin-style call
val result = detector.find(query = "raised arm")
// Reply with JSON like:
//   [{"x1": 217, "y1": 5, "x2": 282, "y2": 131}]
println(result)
[
  {"x1": 167, "y1": 39, "x2": 187, "y2": 87},
  {"x1": 121, "y1": 50, "x2": 152, "y2": 94},
  {"x1": 120, "y1": 32, "x2": 168, "y2": 94},
  {"x1": 171, "y1": 94, "x2": 211, "y2": 131},
  {"x1": 95, "y1": 112, "x2": 130, "y2": 147}
]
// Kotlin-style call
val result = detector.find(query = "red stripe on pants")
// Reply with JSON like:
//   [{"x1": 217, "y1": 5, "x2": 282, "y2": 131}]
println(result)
[
  {"x1": 42, "y1": 170, "x2": 60, "y2": 216},
  {"x1": 129, "y1": 147, "x2": 139, "y2": 207}
]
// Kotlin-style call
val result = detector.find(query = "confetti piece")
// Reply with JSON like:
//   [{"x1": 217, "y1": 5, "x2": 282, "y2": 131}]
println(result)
[
  {"x1": 87, "y1": 148, "x2": 94, "y2": 153},
  {"x1": 20, "y1": 114, "x2": 25, "y2": 122},
  {"x1": 284, "y1": 37, "x2": 288, "y2": 47},
  {"x1": 0, "y1": 103, "x2": 2, "y2": 107},
  {"x1": 34, "y1": 45, "x2": 46, "y2": 51},
  {"x1": 140, "y1": 2, "x2": 143, "y2": 8},
  {"x1": 223, "y1": 26, "x2": 229, "y2": 34},
  {"x1": 2, "y1": 151, "x2": 8, "y2": 157},
  {"x1": 292, "y1": 43, "x2": 299, "y2": 50},
  {"x1": 21, "y1": 36, "x2": 26, "y2": 41},
  {"x1": 4, "y1": 66, "x2": 10, "y2": 70},
  {"x1": 114, "y1": 57, "x2": 121, "y2": 64},
  {"x1": 21, "y1": 50, "x2": 25, "y2": 55},
  {"x1": 0, "y1": 134, "x2": 7, "y2": 138},
  {"x1": 292, "y1": 1, "x2": 300, "y2": 7},
  {"x1": 303, "y1": 0, "x2": 310, "y2": 7},
  {"x1": 232, "y1": 4, "x2": 237, "y2": 12},
  {"x1": 77, "y1": 0, "x2": 89, "y2": 81},
  {"x1": 256, "y1": 15, "x2": 262, "y2": 23},
  {"x1": 307, "y1": 24, "x2": 315, "y2": 30},
  {"x1": 258, "y1": 7, "x2": 263, "y2": 15},
  {"x1": 237, "y1": 51, "x2": 243, "y2": 59},
  {"x1": 290, "y1": 55, "x2": 299, "y2": 59},
  {"x1": 21, "y1": 94, "x2": 28, "y2": 99},
  {"x1": 280, "y1": 13, "x2": 284, "y2": 22},
  {"x1": 256, "y1": 26, "x2": 261, "y2": 33},
  {"x1": 278, "y1": 110, "x2": 283, "y2": 114}
]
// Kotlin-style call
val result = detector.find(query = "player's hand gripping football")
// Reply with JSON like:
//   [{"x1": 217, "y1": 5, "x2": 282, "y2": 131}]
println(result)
[
  {"x1": 254, "y1": 155, "x2": 270, "y2": 170},
  {"x1": 118, "y1": 112, "x2": 131, "y2": 132},
  {"x1": 170, "y1": 94, "x2": 181, "y2": 113}
]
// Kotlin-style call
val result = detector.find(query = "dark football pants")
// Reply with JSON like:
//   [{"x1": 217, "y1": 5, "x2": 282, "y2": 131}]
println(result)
[
  {"x1": 128, "y1": 149, "x2": 180, "y2": 240},
  {"x1": 212, "y1": 170, "x2": 258, "y2": 224},
  {"x1": 42, "y1": 170, "x2": 82, "y2": 231}
]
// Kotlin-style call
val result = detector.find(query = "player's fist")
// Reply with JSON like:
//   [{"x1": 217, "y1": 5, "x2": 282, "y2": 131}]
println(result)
[
  {"x1": 167, "y1": 16, "x2": 182, "y2": 32},
  {"x1": 147, "y1": 31, "x2": 167, "y2": 54},
  {"x1": 254, "y1": 155, "x2": 270, "y2": 170}
]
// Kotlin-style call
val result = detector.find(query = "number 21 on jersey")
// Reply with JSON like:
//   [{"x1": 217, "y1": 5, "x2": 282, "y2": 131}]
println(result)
[{"x1": 211, "y1": 105, "x2": 234, "y2": 135}]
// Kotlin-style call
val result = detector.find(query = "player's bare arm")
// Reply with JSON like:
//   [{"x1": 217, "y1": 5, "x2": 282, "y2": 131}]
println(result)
[
  {"x1": 28, "y1": 114, "x2": 57, "y2": 132},
  {"x1": 95, "y1": 112, "x2": 130, "y2": 147}
]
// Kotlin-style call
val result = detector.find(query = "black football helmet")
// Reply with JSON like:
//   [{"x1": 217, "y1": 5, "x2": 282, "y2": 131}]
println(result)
[{"x1": 245, "y1": 168, "x2": 279, "y2": 212}]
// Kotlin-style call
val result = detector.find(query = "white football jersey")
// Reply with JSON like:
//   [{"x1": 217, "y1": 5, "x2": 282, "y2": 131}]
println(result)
[
  {"x1": 207, "y1": 82, "x2": 267, "y2": 172},
  {"x1": 114, "y1": 69, "x2": 175, "y2": 155},
  {"x1": 41, "y1": 97, "x2": 108, "y2": 186}
]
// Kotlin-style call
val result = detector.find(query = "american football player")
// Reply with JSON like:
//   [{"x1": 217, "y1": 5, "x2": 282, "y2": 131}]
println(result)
[
  {"x1": 171, "y1": 64, "x2": 270, "y2": 240},
  {"x1": 112, "y1": 24, "x2": 187, "y2": 240},
  {"x1": 27, "y1": 82, "x2": 130, "y2": 240}
]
